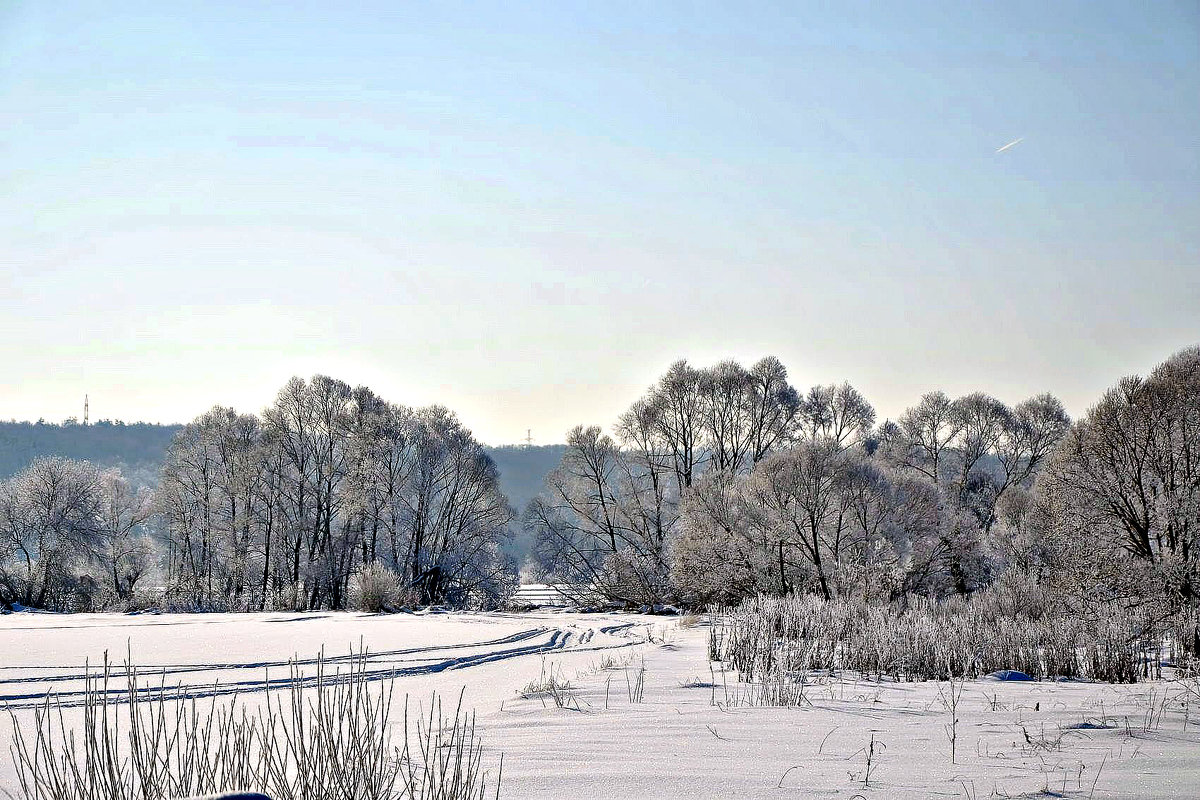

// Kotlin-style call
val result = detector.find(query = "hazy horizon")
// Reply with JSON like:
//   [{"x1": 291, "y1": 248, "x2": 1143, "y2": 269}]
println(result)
[
  {"x1": 4, "y1": 342, "x2": 1195, "y2": 448},
  {"x1": 3, "y1": 2, "x2": 1197, "y2": 446}
]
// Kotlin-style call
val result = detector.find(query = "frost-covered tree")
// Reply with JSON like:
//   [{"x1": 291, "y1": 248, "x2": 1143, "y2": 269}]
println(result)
[
  {"x1": 533, "y1": 355, "x2": 804, "y2": 605},
  {"x1": 395, "y1": 406, "x2": 514, "y2": 605},
  {"x1": 673, "y1": 441, "x2": 942, "y2": 605},
  {"x1": 1037, "y1": 346, "x2": 1200, "y2": 650},
  {"x1": 672, "y1": 469, "x2": 771, "y2": 606},
  {"x1": 614, "y1": 397, "x2": 676, "y2": 553},
  {"x1": 641, "y1": 360, "x2": 707, "y2": 489},
  {"x1": 797, "y1": 382, "x2": 876, "y2": 450},
  {"x1": 91, "y1": 468, "x2": 156, "y2": 601},
  {"x1": 527, "y1": 425, "x2": 671, "y2": 604},
  {"x1": 698, "y1": 360, "x2": 756, "y2": 474},
  {"x1": 745, "y1": 356, "x2": 804, "y2": 465},
  {"x1": 888, "y1": 391, "x2": 961, "y2": 485},
  {"x1": 744, "y1": 439, "x2": 846, "y2": 599},
  {"x1": 879, "y1": 389, "x2": 1068, "y2": 593},
  {"x1": 0, "y1": 458, "x2": 103, "y2": 608},
  {"x1": 160, "y1": 377, "x2": 515, "y2": 610},
  {"x1": 159, "y1": 406, "x2": 265, "y2": 608},
  {"x1": 261, "y1": 376, "x2": 319, "y2": 604},
  {"x1": 831, "y1": 455, "x2": 942, "y2": 600}
]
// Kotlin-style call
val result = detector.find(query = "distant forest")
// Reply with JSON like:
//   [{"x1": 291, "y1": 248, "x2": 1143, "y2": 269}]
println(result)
[
  {"x1": 0, "y1": 420, "x2": 563, "y2": 520},
  {"x1": 0, "y1": 421, "x2": 180, "y2": 485},
  {"x1": 484, "y1": 444, "x2": 568, "y2": 519}
]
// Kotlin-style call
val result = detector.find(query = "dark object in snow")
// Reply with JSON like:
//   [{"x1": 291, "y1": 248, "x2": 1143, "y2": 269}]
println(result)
[
  {"x1": 176, "y1": 794, "x2": 273, "y2": 800},
  {"x1": 1068, "y1": 720, "x2": 1116, "y2": 730},
  {"x1": 985, "y1": 669, "x2": 1033, "y2": 681},
  {"x1": 5, "y1": 602, "x2": 55, "y2": 614}
]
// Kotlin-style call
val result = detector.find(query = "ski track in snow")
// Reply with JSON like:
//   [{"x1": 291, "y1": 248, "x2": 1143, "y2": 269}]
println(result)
[
  {"x1": 4, "y1": 614, "x2": 1198, "y2": 798},
  {"x1": 0, "y1": 618, "x2": 642, "y2": 709}
]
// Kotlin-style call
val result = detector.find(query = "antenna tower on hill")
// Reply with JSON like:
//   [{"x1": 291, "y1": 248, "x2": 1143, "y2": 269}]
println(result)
[
  {"x1": 524, "y1": 428, "x2": 533, "y2": 448},
  {"x1": 83, "y1": 394, "x2": 89, "y2": 426}
]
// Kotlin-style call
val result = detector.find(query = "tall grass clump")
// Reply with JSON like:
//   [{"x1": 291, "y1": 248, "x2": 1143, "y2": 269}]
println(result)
[
  {"x1": 719, "y1": 663, "x2": 809, "y2": 708},
  {"x1": 713, "y1": 581, "x2": 1164, "y2": 685},
  {"x1": 520, "y1": 660, "x2": 577, "y2": 709},
  {"x1": 6, "y1": 654, "x2": 501, "y2": 800},
  {"x1": 348, "y1": 563, "x2": 407, "y2": 612}
]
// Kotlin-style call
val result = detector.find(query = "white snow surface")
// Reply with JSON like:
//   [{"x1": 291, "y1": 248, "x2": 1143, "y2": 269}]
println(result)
[{"x1": 2, "y1": 610, "x2": 1199, "y2": 799}]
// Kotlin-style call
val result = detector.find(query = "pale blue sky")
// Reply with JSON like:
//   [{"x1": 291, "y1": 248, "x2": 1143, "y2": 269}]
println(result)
[{"x1": 2, "y1": 1, "x2": 1197, "y2": 444}]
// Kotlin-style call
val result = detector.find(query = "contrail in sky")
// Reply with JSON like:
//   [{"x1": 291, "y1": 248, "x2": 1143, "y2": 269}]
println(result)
[{"x1": 995, "y1": 137, "x2": 1024, "y2": 154}]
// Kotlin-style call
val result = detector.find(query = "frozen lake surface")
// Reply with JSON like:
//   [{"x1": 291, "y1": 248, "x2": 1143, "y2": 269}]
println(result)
[{"x1": 2, "y1": 610, "x2": 1199, "y2": 799}]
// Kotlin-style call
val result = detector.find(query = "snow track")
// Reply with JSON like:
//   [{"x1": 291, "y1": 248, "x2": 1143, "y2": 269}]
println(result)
[{"x1": 0, "y1": 612, "x2": 655, "y2": 709}]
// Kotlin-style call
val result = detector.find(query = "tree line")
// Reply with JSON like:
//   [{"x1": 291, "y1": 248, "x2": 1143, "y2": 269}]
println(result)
[
  {"x1": 528, "y1": 348, "x2": 1200, "y2": 653},
  {"x1": 1, "y1": 347, "x2": 1195, "y2": 629},
  {"x1": 0, "y1": 376, "x2": 515, "y2": 611}
]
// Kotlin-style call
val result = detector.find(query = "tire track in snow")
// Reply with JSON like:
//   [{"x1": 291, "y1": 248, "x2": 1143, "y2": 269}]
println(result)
[
  {"x1": 0, "y1": 627, "x2": 549, "y2": 684},
  {"x1": 0, "y1": 621, "x2": 650, "y2": 709}
]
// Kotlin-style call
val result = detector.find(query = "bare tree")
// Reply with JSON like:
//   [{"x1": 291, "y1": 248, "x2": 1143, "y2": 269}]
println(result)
[
  {"x1": 0, "y1": 458, "x2": 101, "y2": 608},
  {"x1": 984, "y1": 394, "x2": 1070, "y2": 532},
  {"x1": 642, "y1": 360, "x2": 706, "y2": 490},
  {"x1": 880, "y1": 389, "x2": 1068, "y2": 593},
  {"x1": 675, "y1": 440, "x2": 942, "y2": 604},
  {"x1": 396, "y1": 406, "x2": 514, "y2": 605},
  {"x1": 798, "y1": 382, "x2": 876, "y2": 450},
  {"x1": 92, "y1": 468, "x2": 156, "y2": 600},
  {"x1": 160, "y1": 408, "x2": 235, "y2": 607},
  {"x1": 891, "y1": 391, "x2": 961, "y2": 484},
  {"x1": 1039, "y1": 346, "x2": 1200, "y2": 642},
  {"x1": 745, "y1": 356, "x2": 802, "y2": 465},
  {"x1": 699, "y1": 360, "x2": 756, "y2": 474},
  {"x1": 160, "y1": 376, "x2": 515, "y2": 611},
  {"x1": 745, "y1": 440, "x2": 845, "y2": 599},
  {"x1": 530, "y1": 425, "x2": 632, "y2": 601},
  {"x1": 615, "y1": 398, "x2": 676, "y2": 554},
  {"x1": 211, "y1": 409, "x2": 267, "y2": 606},
  {"x1": 528, "y1": 424, "x2": 671, "y2": 605},
  {"x1": 695, "y1": 357, "x2": 804, "y2": 474}
]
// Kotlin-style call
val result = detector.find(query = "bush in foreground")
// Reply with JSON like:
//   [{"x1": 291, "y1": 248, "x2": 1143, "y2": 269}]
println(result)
[{"x1": 348, "y1": 563, "x2": 407, "y2": 612}]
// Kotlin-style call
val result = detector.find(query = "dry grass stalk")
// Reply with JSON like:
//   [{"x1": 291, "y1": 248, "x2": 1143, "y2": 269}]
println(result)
[{"x1": 6, "y1": 653, "x2": 501, "y2": 800}]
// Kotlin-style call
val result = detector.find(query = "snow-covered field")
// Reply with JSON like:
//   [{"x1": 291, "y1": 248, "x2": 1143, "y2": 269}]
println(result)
[{"x1": 2, "y1": 611, "x2": 1199, "y2": 799}]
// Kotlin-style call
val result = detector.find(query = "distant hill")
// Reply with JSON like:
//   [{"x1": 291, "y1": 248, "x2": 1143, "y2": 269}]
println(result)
[
  {"x1": 485, "y1": 444, "x2": 567, "y2": 516},
  {"x1": 0, "y1": 421, "x2": 182, "y2": 485},
  {"x1": 0, "y1": 419, "x2": 564, "y2": 517},
  {"x1": 486, "y1": 445, "x2": 566, "y2": 565}
]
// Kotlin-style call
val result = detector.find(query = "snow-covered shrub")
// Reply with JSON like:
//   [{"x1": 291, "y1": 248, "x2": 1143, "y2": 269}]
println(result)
[
  {"x1": 599, "y1": 549, "x2": 671, "y2": 608},
  {"x1": 258, "y1": 581, "x2": 312, "y2": 612},
  {"x1": 157, "y1": 584, "x2": 253, "y2": 613},
  {"x1": 91, "y1": 586, "x2": 164, "y2": 614},
  {"x1": 348, "y1": 563, "x2": 405, "y2": 612},
  {"x1": 714, "y1": 588, "x2": 1158, "y2": 684}
]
